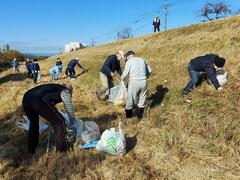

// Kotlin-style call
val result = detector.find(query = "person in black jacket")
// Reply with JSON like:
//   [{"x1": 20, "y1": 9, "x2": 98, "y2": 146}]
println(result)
[
  {"x1": 32, "y1": 58, "x2": 40, "y2": 83},
  {"x1": 25, "y1": 58, "x2": 33, "y2": 78},
  {"x1": 96, "y1": 50, "x2": 124, "y2": 100},
  {"x1": 153, "y1": 16, "x2": 160, "y2": 32},
  {"x1": 65, "y1": 58, "x2": 85, "y2": 80},
  {"x1": 22, "y1": 83, "x2": 77, "y2": 154},
  {"x1": 183, "y1": 54, "x2": 226, "y2": 96}
]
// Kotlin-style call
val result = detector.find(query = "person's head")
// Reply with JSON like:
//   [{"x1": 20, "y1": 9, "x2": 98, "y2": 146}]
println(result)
[
  {"x1": 125, "y1": 50, "x2": 136, "y2": 61},
  {"x1": 14, "y1": 58, "x2": 16, "y2": 61},
  {"x1": 26, "y1": 58, "x2": 29, "y2": 61},
  {"x1": 214, "y1": 57, "x2": 226, "y2": 69},
  {"x1": 33, "y1": 58, "x2": 38, "y2": 63},
  {"x1": 57, "y1": 58, "x2": 61, "y2": 61},
  {"x1": 75, "y1": 57, "x2": 79, "y2": 61},
  {"x1": 116, "y1": 50, "x2": 125, "y2": 60},
  {"x1": 65, "y1": 83, "x2": 73, "y2": 95}
]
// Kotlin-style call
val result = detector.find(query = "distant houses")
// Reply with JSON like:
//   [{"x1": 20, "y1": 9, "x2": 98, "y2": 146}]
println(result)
[
  {"x1": 0, "y1": 44, "x2": 10, "y2": 52},
  {"x1": 64, "y1": 42, "x2": 86, "y2": 53}
]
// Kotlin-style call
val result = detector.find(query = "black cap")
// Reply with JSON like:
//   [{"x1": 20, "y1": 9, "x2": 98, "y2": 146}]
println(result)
[
  {"x1": 124, "y1": 50, "x2": 135, "y2": 58},
  {"x1": 214, "y1": 57, "x2": 225, "y2": 68}
]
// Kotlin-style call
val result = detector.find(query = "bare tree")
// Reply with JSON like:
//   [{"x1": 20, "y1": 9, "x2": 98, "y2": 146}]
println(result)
[
  {"x1": 199, "y1": 1, "x2": 231, "y2": 21},
  {"x1": 117, "y1": 27, "x2": 133, "y2": 40}
]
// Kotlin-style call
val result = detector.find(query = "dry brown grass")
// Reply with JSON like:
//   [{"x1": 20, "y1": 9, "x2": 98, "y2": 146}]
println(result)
[{"x1": 1, "y1": 15, "x2": 240, "y2": 179}]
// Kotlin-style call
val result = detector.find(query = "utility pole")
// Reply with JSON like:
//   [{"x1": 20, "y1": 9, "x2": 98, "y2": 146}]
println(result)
[{"x1": 163, "y1": 0, "x2": 171, "y2": 30}]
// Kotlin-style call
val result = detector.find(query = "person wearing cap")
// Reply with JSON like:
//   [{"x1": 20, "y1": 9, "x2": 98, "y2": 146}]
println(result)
[
  {"x1": 121, "y1": 51, "x2": 152, "y2": 120},
  {"x1": 153, "y1": 16, "x2": 160, "y2": 32},
  {"x1": 22, "y1": 83, "x2": 77, "y2": 154},
  {"x1": 183, "y1": 54, "x2": 226, "y2": 96},
  {"x1": 65, "y1": 58, "x2": 85, "y2": 80},
  {"x1": 96, "y1": 50, "x2": 125, "y2": 100}
]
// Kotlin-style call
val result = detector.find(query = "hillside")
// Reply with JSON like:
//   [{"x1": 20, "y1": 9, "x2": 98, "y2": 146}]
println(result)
[{"x1": 1, "y1": 15, "x2": 240, "y2": 179}]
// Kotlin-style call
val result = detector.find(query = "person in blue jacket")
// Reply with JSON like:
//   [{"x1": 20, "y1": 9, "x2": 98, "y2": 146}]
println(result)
[
  {"x1": 183, "y1": 54, "x2": 226, "y2": 96},
  {"x1": 65, "y1": 58, "x2": 85, "y2": 80},
  {"x1": 50, "y1": 65, "x2": 62, "y2": 80},
  {"x1": 96, "y1": 50, "x2": 124, "y2": 100},
  {"x1": 12, "y1": 58, "x2": 20, "y2": 73},
  {"x1": 32, "y1": 58, "x2": 40, "y2": 83},
  {"x1": 25, "y1": 58, "x2": 33, "y2": 78}
]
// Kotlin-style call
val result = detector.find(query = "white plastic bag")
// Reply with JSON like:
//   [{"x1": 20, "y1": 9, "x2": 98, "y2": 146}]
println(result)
[
  {"x1": 96, "y1": 123, "x2": 126, "y2": 155},
  {"x1": 16, "y1": 115, "x2": 49, "y2": 133},
  {"x1": 216, "y1": 69, "x2": 228, "y2": 86},
  {"x1": 114, "y1": 81, "x2": 127, "y2": 106},
  {"x1": 108, "y1": 85, "x2": 120, "y2": 103},
  {"x1": 37, "y1": 71, "x2": 41, "y2": 80}
]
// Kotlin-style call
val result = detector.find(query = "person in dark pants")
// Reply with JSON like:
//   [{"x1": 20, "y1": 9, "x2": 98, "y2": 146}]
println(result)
[
  {"x1": 96, "y1": 50, "x2": 124, "y2": 100},
  {"x1": 183, "y1": 54, "x2": 226, "y2": 96},
  {"x1": 22, "y1": 83, "x2": 77, "y2": 154},
  {"x1": 153, "y1": 16, "x2": 160, "y2": 32},
  {"x1": 56, "y1": 58, "x2": 63, "y2": 66},
  {"x1": 65, "y1": 58, "x2": 85, "y2": 80},
  {"x1": 32, "y1": 58, "x2": 40, "y2": 83},
  {"x1": 25, "y1": 58, "x2": 33, "y2": 78}
]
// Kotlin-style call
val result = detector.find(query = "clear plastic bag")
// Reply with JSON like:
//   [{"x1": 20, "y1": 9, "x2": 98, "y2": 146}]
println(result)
[
  {"x1": 114, "y1": 81, "x2": 127, "y2": 106},
  {"x1": 216, "y1": 69, "x2": 228, "y2": 86}
]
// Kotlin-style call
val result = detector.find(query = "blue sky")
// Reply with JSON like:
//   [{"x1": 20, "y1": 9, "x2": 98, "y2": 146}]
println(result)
[{"x1": 0, "y1": 0, "x2": 239, "y2": 54}]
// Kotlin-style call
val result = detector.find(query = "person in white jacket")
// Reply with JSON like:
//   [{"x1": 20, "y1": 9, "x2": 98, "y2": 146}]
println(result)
[{"x1": 121, "y1": 51, "x2": 152, "y2": 120}]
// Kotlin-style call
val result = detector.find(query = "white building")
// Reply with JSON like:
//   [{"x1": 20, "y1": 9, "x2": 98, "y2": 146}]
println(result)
[
  {"x1": 64, "y1": 42, "x2": 86, "y2": 53},
  {"x1": 0, "y1": 44, "x2": 10, "y2": 52}
]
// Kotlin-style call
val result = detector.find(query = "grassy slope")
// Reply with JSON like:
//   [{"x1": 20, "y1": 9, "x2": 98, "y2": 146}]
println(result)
[{"x1": 1, "y1": 15, "x2": 240, "y2": 179}]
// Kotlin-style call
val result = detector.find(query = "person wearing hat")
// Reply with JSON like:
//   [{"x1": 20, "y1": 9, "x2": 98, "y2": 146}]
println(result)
[
  {"x1": 183, "y1": 54, "x2": 226, "y2": 96},
  {"x1": 121, "y1": 51, "x2": 152, "y2": 120},
  {"x1": 22, "y1": 83, "x2": 77, "y2": 154},
  {"x1": 65, "y1": 58, "x2": 85, "y2": 80},
  {"x1": 153, "y1": 16, "x2": 161, "y2": 32},
  {"x1": 96, "y1": 50, "x2": 125, "y2": 100}
]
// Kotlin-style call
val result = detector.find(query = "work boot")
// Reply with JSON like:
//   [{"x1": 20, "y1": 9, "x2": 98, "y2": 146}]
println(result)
[
  {"x1": 138, "y1": 108, "x2": 144, "y2": 120},
  {"x1": 125, "y1": 109, "x2": 133, "y2": 118},
  {"x1": 182, "y1": 90, "x2": 189, "y2": 97}
]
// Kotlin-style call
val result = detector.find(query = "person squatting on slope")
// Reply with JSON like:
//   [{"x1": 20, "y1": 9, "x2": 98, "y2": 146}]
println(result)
[
  {"x1": 56, "y1": 58, "x2": 63, "y2": 73},
  {"x1": 32, "y1": 58, "x2": 40, "y2": 83},
  {"x1": 153, "y1": 16, "x2": 161, "y2": 32},
  {"x1": 121, "y1": 51, "x2": 152, "y2": 120},
  {"x1": 22, "y1": 83, "x2": 77, "y2": 154},
  {"x1": 50, "y1": 65, "x2": 62, "y2": 80},
  {"x1": 65, "y1": 58, "x2": 85, "y2": 80},
  {"x1": 12, "y1": 58, "x2": 20, "y2": 73},
  {"x1": 25, "y1": 58, "x2": 33, "y2": 78},
  {"x1": 183, "y1": 54, "x2": 226, "y2": 96},
  {"x1": 96, "y1": 50, "x2": 125, "y2": 100}
]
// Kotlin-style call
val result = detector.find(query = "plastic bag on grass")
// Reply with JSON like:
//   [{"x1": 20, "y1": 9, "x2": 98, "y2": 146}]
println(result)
[
  {"x1": 96, "y1": 123, "x2": 126, "y2": 155},
  {"x1": 114, "y1": 81, "x2": 127, "y2": 106},
  {"x1": 216, "y1": 68, "x2": 228, "y2": 86},
  {"x1": 16, "y1": 115, "x2": 49, "y2": 133},
  {"x1": 108, "y1": 85, "x2": 120, "y2": 103}
]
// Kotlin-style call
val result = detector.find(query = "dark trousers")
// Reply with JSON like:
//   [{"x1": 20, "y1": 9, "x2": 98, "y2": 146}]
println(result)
[
  {"x1": 22, "y1": 95, "x2": 68, "y2": 154},
  {"x1": 32, "y1": 72, "x2": 38, "y2": 83},
  {"x1": 68, "y1": 68, "x2": 75, "y2": 78},
  {"x1": 154, "y1": 26, "x2": 160, "y2": 32},
  {"x1": 183, "y1": 64, "x2": 200, "y2": 93},
  {"x1": 27, "y1": 69, "x2": 32, "y2": 78}
]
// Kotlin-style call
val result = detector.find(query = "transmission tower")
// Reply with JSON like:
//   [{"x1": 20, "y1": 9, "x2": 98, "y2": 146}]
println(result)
[{"x1": 163, "y1": 0, "x2": 171, "y2": 30}]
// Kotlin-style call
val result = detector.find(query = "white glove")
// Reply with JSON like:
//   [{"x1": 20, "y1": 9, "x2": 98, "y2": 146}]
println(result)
[
  {"x1": 111, "y1": 72, "x2": 115, "y2": 77},
  {"x1": 217, "y1": 87, "x2": 223, "y2": 91}
]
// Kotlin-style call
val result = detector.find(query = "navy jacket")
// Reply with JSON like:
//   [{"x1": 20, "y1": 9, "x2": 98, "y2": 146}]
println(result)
[
  {"x1": 26, "y1": 61, "x2": 33, "y2": 70},
  {"x1": 67, "y1": 59, "x2": 83, "y2": 69},
  {"x1": 32, "y1": 63, "x2": 40, "y2": 72},
  {"x1": 190, "y1": 54, "x2": 220, "y2": 89},
  {"x1": 100, "y1": 55, "x2": 122, "y2": 77}
]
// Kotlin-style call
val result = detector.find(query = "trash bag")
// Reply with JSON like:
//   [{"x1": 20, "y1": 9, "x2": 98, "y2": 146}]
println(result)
[
  {"x1": 96, "y1": 122, "x2": 126, "y2": 155},
  {"x1": 16, "y1": 115, "x2": 49, "y2": 133},
  {"x1": 58, "y1": 110, "x2": 100, "y2": 145},
  {"x1": 216, "y1": 68, "x2": 228, "y2": 86},
  {"x1": 37, "y1": 71, "x2": 41, "y2": 80},
  {"x1": 114, "y1": 81, "x2": 127, "y2": 106},
  {"x1": 108, "y1": 84, "x2": 120, "y2": 103}
]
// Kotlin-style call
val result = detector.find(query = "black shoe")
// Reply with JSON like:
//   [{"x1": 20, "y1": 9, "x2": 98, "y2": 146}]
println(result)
[
  {"x1": 138, "y1": 108, "x2": 144, "y2": 120},
  {"x1": 182, "y1": 90, "x2": 189, "y2": 97},
  {"x1": 125, "y1": 109, "x2": 133, "y2": 118}
]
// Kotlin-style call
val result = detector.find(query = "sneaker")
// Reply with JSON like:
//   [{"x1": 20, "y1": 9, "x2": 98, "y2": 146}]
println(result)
[{"x1": 182, "y1": 90, "x2": 189, "y2": 97}]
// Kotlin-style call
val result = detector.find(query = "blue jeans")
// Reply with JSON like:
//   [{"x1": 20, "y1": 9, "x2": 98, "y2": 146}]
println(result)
[
  {"x1": 183, "y1": 64, "x2": 200, "y2": 93},
  {"x1": 51, "y1": 72, "x2": 56, "y2": 80}
]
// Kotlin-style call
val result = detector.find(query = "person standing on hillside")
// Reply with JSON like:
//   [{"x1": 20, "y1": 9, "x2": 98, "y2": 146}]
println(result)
[
  {"x1": 121, "y1": 51, "x2": 152, "y2": 120},
  {"x1": 12, "y1": 58, "x2": 20, "y2": 73},
  {"x1": 65, "y1": 58, "x2": 85, "y2": 80},
  {"x1": 182, "y1": 54, "x2": 226, "y2": 96},
  {"x1": 153, "y1": 16, "x2": 161, "y2": 32},
  {"x1": 25, "y1": 58, "x2": 33, "y2": 78},
  {"x1": 22, "y1": 83, "x2": 77, "y2": 154},
  {"x1": 32, "y1": 58, "x2": 40, "y2": 83},
  {"x1": 96, "y1": 50, "x2": 125, "y2": 100}
]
